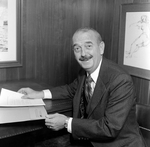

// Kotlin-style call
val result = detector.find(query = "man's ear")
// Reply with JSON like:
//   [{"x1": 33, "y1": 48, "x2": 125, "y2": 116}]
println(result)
[{"x1": 99, "y1": 41, "x2": 105, "y2": 55}]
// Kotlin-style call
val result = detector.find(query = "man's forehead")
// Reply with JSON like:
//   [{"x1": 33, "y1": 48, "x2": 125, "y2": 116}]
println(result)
[{"x1": 73, "y1": 31, "x2": 96, "y2": 45}]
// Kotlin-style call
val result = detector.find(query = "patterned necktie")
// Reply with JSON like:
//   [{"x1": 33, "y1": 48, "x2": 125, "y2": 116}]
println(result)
[{"x1": 84, "y1": 75, "x2": 93, "y2": 104}]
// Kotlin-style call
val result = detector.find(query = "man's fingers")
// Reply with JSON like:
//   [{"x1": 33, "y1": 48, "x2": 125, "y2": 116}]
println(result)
[
  {"x1": 21, "y1": 95, "x2": 35, "y2": 99},
  {"x1": 45, "y1": 113, "x2": 58, "y2": 119},
  {"x1": 18, "y1": 88, "x2": 27, "y2": 94},
  {"x1": 45, "y1": 114, "x2": 58, "y2": 124},
  {"x1": 21, "y1": 95, "x2": 29, "y2": 99}
]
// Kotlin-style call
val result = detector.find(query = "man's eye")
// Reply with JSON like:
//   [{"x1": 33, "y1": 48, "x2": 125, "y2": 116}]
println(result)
[
  {"x1": 74, "y1": 47, "x2": 81, "y2": 52},
  {"x1": 86, "y1": 44, "x2": 92, "y2": 48},
  {"x1": 75, "y1": 47, "x2": 79, "y2": 50}
]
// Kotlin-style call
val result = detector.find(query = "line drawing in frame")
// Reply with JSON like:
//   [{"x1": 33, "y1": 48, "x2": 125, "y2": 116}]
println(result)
[
  {"x1": 124, "y1": 13, "x2": 150, "y2": 70},
  {"x1": 0, "y1": 0, "x2": 22, "y2": 68},
  {"x1": 119, "y1": 3, "x2": 150, "y2": 80}
]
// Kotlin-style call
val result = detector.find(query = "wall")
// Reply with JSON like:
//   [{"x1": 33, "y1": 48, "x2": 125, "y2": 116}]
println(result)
[
  {"x1": 112, "y1": 0, "x2": 150, "y2": 105},
  {"x1": 0, "y1": 0, "x2": 115, "y2": 86},
  {"x1": 112, "y1": 0, "x2": 150, "y2": 146}
]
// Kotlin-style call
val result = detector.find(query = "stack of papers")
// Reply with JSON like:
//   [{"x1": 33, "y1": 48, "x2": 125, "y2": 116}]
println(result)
[{"x1": 0, "y1": 88, "x2": 47, "y2": 124}]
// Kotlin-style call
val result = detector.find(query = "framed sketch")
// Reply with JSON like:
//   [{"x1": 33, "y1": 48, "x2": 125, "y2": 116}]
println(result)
[
  {"x1": 118, "y1": 3, "x2": 150, "y2": 79},
  {"x1": 0, "y1": 0, "x2": 22, "y2": 68}
]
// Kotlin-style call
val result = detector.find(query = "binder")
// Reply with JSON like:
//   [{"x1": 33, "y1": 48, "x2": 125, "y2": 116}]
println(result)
[
  {"x1": 0, "y1": 88, "x2": 47, "y2": 124},
  {"x1": 0, "y1": 106, "x2": 47, "y2": 124}
]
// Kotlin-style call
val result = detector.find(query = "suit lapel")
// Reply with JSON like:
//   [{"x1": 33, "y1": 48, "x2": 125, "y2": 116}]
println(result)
[
  {"x1": 86, "y1": 74, "x2": 106, "y2": 117},
  {"x1": 73, "y1": 72, "x2": 86, "y2": 118},
  {"x1": 86, "y1": 58, "x2": 108, "y2": 117}
]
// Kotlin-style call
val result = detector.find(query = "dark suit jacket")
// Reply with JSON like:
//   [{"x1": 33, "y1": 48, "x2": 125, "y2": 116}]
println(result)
[{"x1": 51, "y1": 58, "x2": 146, "y2": 147}]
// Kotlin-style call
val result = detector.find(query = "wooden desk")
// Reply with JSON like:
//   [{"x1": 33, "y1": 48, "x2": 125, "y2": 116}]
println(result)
[{"x1": 0, "y1": 80, "x2": 72, "y2": 147}]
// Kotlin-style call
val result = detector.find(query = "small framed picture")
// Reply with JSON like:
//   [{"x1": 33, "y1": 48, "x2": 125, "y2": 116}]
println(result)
[{"x1": 0, "y1": 0, "x2": 22, "y2": 68}]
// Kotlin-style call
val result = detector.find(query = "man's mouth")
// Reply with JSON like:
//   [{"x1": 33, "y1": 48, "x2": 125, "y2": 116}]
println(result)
[{"x1": 79, "y1": 55, "x2": 93, "y2": 61}]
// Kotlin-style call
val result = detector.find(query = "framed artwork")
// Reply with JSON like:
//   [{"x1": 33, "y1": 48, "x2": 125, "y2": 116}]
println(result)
[
  {"x1": 0, "y1": 0, "x2": 22, "y2": 68},
  {"x1": 118, "y1": 3, "x2": 150, "y2": 80}
]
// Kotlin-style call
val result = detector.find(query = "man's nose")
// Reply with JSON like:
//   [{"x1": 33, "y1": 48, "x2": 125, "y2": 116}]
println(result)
[{"x1": 81, "y1": 47, "x2": 86, "y2": 56}]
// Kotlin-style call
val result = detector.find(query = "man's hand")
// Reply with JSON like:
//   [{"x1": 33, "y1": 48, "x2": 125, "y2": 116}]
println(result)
[
  {"x1": 45, "y1": 113, "x2": 68, "y2": 131},
  {"x1": 18, "y1": 87, "x2": 44, "y2": 99}
]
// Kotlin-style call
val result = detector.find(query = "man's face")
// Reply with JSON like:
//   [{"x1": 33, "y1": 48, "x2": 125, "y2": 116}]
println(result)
[{"x1": 72, "y1": 30, "x2": 104, "y2": 74}]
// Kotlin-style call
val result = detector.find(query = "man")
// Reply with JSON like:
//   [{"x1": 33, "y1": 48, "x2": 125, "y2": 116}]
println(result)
[{"x1": 18, "y1": 28, "x2": 146, "y2": 147}]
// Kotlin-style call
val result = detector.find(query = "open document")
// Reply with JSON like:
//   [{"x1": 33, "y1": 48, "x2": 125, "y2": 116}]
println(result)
[
  {"x1": 0, "y1": 88, "x2": 45, "y2": 107},
  {"x1": 0, "y1": 88, "x2": 47, "y2": 124}
]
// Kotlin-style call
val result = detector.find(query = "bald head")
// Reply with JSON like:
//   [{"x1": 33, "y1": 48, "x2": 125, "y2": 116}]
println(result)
[{"x1": 72, "y1": 28, "x2": 102, "y2": 45}]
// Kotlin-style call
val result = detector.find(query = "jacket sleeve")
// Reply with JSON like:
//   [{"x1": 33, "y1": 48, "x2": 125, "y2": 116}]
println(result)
[
  {"x1": 50, "y1": 78, "x2": 78, "y2": 100},
  {"x1": 72, "y1": 74, "x2": 136, "y2": 142}
]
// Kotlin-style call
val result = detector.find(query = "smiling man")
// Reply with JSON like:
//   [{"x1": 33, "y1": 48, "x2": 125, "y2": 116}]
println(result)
[
  {"x1": 72, "y1": 29, "x2": 104, "y2": 74},
  {"x1": 18, "y1": 28, "x2": 146, "y2": 147}
]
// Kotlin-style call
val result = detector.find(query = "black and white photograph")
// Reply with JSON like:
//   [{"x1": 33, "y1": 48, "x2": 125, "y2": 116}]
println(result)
[{"x1": 0, "y1": 1, "x2": 150, "y2": 147}]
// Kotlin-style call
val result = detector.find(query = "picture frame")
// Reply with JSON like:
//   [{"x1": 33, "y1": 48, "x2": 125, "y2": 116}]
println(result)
[
  {"x1": 118, "y1": 3, "x2": 150, "y2": 80},
  {"x1": 0, "y1": 0, "x2": 22, "y2": 68}
]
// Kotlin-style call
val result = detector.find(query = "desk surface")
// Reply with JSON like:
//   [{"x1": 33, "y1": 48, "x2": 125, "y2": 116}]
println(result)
[{"x1": 0, "y1": 80, "x2": 72, "y2": 140}]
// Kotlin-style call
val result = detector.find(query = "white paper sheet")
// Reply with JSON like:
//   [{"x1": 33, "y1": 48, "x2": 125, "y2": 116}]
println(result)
[{"x1": 0, "y1": 88, "x2": 45, "y2": 107}]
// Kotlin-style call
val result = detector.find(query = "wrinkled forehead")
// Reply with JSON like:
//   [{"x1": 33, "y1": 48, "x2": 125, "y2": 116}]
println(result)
[{"x1": 72, "y1": 30, "x2": 98, "y2": 45}]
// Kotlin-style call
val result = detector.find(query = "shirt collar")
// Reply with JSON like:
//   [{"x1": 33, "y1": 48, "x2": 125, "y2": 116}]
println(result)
[{"x1": 87, "y1": 58, "x2": 102, "y2": 83}]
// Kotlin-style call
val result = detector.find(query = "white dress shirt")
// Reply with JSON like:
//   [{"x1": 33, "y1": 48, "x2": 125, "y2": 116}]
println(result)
[{"x1": 43, "y1": 58, "x2": 102, "y2": 133}]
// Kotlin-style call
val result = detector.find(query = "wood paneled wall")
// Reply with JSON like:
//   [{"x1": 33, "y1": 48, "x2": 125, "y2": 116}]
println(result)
[
  {"x1": 111, "y1": 0, "x2": 150, "y2": 106},
  {"x1": 0, "y1": 0, "x2": 150, "y2": 106},
  {"x1": 0, "y1": 0, "x2": 115, "y2": 86}
]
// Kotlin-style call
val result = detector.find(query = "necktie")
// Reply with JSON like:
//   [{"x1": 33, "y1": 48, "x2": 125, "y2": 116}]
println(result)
[
  {"x1": 80, "y1": 75, "x2": 93, "y2": 119},
  {"x1": 84, "y1": 75, "x2": 93, "y2": 104}
]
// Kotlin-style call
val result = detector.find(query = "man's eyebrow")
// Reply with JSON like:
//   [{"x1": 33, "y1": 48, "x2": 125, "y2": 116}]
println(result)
[
  {"x1": 73, "y1": 44, "x2": 79, "y2": 47},
  {"x1": 85, "y1": 41, "x2": 93, "y2": 44},
  {"x1": 73, "y1": 41, "x2": 93, "y2": 47}
]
